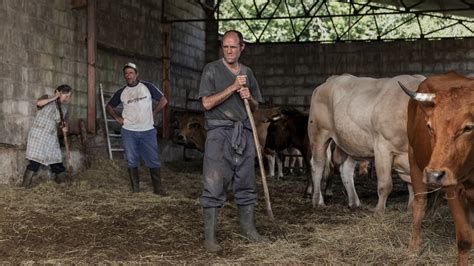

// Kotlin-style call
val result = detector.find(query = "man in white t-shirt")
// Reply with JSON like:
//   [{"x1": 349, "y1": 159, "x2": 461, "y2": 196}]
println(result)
[{"x1": 106, "y1": 62, "x2": 168, "y2": 195}]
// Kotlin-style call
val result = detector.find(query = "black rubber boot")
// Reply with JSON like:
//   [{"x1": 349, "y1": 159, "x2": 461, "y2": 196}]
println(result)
[
  {"x1": 21, "y1": 169, "x2": 36, "y2": 188},
  {"x1": 150, "y1": 168, "x2": 168, "y2": 196},
  {"x1": 128, "y1": 167, "x2": 139, "y2": 193},
  {"x1": 203, "y1": 207, "x2": 222, "y2": 252},
  {"x1": 54, "y1": 172, "x2": 67, "y2": 184},
  {"x1": 238, "y1": 204, "x2": 266, "y2": 242}
]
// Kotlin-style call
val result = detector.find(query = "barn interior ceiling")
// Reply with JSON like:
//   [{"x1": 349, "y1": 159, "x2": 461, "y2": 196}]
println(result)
[
  {"x1": 371, "y1": 0, "x2": 474, "y2": 18},
  {"x1": 175, "y1": 0, "x2": 474, "y2": 43}
]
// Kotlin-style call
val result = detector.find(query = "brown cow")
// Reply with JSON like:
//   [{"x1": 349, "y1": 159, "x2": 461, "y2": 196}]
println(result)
[
  {"x1": 253, "y1": 106, "x2": 282, "y2": 150},
  {"x1": 399, "y1": 72, "x2": 474, "y2": 265},
  {"x1": 266, "y1": 110, "x2": 365, "y2": 207},
  {"x1": 174, "y1": 113, "x2": 206, "y2": 152},
  {"x1": 174, "y1": 107, "x2": 282, "y2": 154}
]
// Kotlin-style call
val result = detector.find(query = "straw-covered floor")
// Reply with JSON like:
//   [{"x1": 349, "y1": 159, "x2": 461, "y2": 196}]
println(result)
[{"x1": 0, "y1": 158, "x2": 463, "y2": 264}]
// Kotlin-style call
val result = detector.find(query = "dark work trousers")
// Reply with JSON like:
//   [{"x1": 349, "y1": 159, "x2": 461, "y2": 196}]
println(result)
[
  {"x1": 26, "y1": 160, "x2": 66, "y2": 174},
  {"x1": 201, "y1": 126, "x2": 258, "y2": 208}
]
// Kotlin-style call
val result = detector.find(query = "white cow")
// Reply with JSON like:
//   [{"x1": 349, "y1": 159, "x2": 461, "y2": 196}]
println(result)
[
  {"x1": 308, "y1": 74, "x2": 425, "y2": 214},
  {"x1": 266, "y1": 147, "x2": 303, "y2": 179},
  {"x1": 283, "y1": 147, "x2": 304, "y2": 176}
]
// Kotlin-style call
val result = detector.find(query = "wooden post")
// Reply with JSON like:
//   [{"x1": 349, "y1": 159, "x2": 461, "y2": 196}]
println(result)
[
  {"x1": 87, "y1": 0, "x2": 97, "y2": 133},
  {"x1": 162, "y1": 23, "x2": 171, "y2": 139}
]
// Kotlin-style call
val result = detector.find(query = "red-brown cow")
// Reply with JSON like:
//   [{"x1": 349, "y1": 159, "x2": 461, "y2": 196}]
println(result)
[
  {"x1": 174, "y1": 107, "x2": 282, "y2": 153},
  {"x1": 174, "y1": 113, "x2": 206, "y2": 152},
  {"x1": 399, "y1": 72, "x2": 474, "y2": 265}
]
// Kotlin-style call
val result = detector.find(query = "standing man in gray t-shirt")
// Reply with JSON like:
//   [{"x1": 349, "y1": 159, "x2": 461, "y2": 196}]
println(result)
[{"x1": 198, "y1": 30, "x2": 265, "y2": 252}]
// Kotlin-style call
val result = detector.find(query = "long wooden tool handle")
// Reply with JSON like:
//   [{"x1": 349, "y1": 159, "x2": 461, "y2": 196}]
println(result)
[
  {"x1": 56, "y1": 100, "x2": 73, "y2": 175},
  {"x1": 244, "y1": 98, "x2": 274, "y2": 221},
  {"x1": 63, "y1": 132, "x2": 73, "y2": 174}
]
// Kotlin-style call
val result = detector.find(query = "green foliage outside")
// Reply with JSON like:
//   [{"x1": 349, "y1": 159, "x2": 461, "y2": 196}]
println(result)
[{"x1": 217, "y1": 0, "x2": 474, "y2": 43}]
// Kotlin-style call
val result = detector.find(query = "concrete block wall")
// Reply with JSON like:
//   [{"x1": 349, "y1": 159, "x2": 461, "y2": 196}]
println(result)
[
  {"x1": 240, "y1": 39, "x2": 474, "y2": 109},
  {"x1": 0, "y1": 0, "x2": 88, "y2": 146},
  {"x1": 166, "y1": 1, "x2": 206, "y2": 112},
  {"x1": 96, "y1": 0, "x2": 163, "y2": 94},
  {"x1": 97, "y1": 0, "x2": 206, "y2": 113},
  {"x1": 0, "y1": 0, "x2": 207, "y2": 183},
  {"x1": 0, "y1": 0, "x2": 207, "y2": 146}
]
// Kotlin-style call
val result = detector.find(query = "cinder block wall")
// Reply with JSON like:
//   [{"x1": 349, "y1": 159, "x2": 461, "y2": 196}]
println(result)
[
  {"x1": 0, "y1": 0, "x2": 207, "y2": 183},
  {"x1": 0, "y1": 0, "x2": 206, "y2": 147},
  {"x1": 97, "y1": 0, "x2": 206, "y2": 113},
  {"x1": 0, "y1": 0, "x2": 88, "y2": 146},
  {"x1": 240, "y1": 39, "x2": 474, "y2": 108},
  {"x1": 167, "y1": 1, "x2": 206, "y2": 112}
]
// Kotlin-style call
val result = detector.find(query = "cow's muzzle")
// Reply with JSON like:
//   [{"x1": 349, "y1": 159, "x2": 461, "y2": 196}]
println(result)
[{"x1": 424, "y1": 168, "x2": 456, "y2": 186}]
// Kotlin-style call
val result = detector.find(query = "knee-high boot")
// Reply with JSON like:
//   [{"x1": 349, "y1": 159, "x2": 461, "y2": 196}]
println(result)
[
  {"x1": 21, "y1": 169, "x2": 36, "y2": 188},
  {"x1": 203, "y1": 207, "x2": 222, "y2": 252},
  {"x1": 128, "y1": 167, "x2": 139, "y2": 192},
  {"x1": 54, "y1": 172, "x2": 67, "y2": 184},
  {"x1": 149, "y1": 168, "x2": 167, "y2": 196},
  {"x1": 238, "y1": 204, "x2": 266, "y2": 242}
]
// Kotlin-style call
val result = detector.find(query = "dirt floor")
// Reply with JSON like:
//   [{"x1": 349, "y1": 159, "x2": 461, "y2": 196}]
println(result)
[{"x1": 0, "y1": 158, "x2": 467, "y2": 264}]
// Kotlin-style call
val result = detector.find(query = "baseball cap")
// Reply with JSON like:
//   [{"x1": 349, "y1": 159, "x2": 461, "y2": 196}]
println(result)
[{"x1": 123, "y1": 62, "x2": 138, "y2": 72}]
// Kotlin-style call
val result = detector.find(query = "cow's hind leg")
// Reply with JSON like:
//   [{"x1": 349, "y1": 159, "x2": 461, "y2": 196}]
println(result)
[
  {"x1": 373, "y1": 143, "x2": 393, "y2": 215},
  {"x1": 265, "y1": 151, "x2": 276, "y2": 178},
  {"x1": 321, "y1": 143, "x2": 334, "y2": 198},
  {"x1": 339, "y1": 157, "x2": 360, "y2": 208},
  {"x1": 276, "y1": 155, "x2": 283, "y2": 179},
  {"x1": 309, "y1": 129, "x2": 331, "y2": 208},
  {"x1": 398, "y1": 173, "x2": 413, "y2": 210}
]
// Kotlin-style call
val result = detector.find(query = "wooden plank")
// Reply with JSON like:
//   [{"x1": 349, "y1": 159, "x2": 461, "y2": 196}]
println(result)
[{"x1": 162, "y1": 23, "x2": 171, "y2": 139}]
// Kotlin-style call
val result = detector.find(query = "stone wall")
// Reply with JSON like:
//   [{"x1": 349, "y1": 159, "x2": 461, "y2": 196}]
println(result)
[{"x1": 240, "y1": 39, "x2": 474, "y2": 109}]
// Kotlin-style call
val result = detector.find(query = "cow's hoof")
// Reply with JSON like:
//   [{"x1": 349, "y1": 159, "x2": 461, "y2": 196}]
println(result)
[
  {"x1": 348, "y1": 204, "x2": 361, "y2": 210},
  {"x1": 312, "y1": 201, "x2": 325, "y2": 209},
  {"x1": 372, "y1": 208, "x2": 385, "y2": 216}
]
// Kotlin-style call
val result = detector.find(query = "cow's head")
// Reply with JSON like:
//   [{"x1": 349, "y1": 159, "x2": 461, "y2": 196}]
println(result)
[
  {"x1": 253, "y1": 107, "x2": 282, "y2": 123},
  {"x1": 174, "y1": 114, "x2": 206, "y2": 152},
  {"x1": 399, "y1": 81, "x2": 474, "y2": 187}
]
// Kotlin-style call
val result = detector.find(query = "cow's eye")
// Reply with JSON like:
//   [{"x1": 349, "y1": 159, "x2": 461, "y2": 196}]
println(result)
[
  {"x1": 189, "y1": 123, "x2": 200, "y2": 129},
  {"x1": 462, "y1": 125, "x2": 473, "y2": 134}
]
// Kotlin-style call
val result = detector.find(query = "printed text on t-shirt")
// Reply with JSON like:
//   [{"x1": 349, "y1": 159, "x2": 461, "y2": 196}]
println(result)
[{"x1": 127, "y1": 96, "x2": 147, "y2": 104}]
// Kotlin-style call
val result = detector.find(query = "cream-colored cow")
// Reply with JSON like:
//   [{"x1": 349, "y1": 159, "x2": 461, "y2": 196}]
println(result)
[{"x1": 308, "y1": 74, "x2": 425, "y2": 214}]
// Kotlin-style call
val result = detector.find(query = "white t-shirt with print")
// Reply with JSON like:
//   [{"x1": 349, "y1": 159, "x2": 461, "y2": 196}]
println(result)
[{"x1": 107, "y1": 81, "x2": 164, "y2": 131}]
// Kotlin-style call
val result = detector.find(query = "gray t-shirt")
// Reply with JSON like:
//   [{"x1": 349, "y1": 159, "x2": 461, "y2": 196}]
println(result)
[{"x1": 198, "y1": 59, "x2": 262, "y2": 122}]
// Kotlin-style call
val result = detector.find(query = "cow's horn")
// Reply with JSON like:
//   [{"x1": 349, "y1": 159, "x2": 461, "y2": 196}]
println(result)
[
  {"x1": 398, "y1": 81, "x2": 435, "y2": 102},
  {"x1": 271, "y1": 115, "x2": 282, "y2": 121}
]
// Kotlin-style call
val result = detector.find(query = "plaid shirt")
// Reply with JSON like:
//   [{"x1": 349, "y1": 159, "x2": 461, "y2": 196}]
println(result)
[{"x1": 25, "y1": 97, "x2": 67, "y2": 165}]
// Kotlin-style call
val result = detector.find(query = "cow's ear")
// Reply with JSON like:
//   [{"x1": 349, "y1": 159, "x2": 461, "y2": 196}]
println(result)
[{"x1": 419, "y1": 101, "x2": 435, "y2": 117}]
